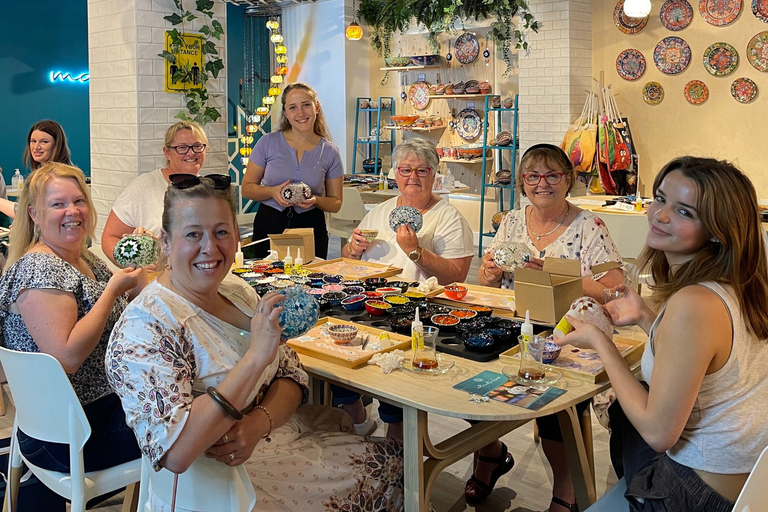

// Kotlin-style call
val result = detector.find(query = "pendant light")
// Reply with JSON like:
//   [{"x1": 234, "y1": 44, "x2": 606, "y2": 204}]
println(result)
[
  {"x1": 345, "y1": 0, "x2": 363, "y2": 41},
  {"x1": 623, "y1": 0, "x2": 652, "y2": 18}
]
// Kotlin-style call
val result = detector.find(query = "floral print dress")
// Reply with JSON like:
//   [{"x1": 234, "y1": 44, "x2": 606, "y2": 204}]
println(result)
[{"x1": 106, "y1": 274, "x2": 403, "y2": 512}]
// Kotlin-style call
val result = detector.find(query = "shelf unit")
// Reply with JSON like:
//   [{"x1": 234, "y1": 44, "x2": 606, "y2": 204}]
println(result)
[
  {"x1": 478, "y1": 94, "x2": 519, "y2": 256},
  {"x1": 351, "y1": 97, "x2": 395, "y2": 175}
]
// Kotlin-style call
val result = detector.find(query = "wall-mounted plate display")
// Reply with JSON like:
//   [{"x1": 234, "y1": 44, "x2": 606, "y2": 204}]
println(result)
[
  {"x1": 654, "y1": 36, "x2": 692, "y2": 74},
  {"x1": 731, "y1": 77, "x2": 759, "y2": 101},
  {"x1": 703, "y1": 42, "x2": 739, "y2": 76},
  {"x1": 684, "y1": 80, "x2": 709, "y2": 104},
  {"x1": 643, "y1": 81, "x2": 665, "y2": 104},
  {"x1": 754, "y1": 0, "x2": 768, "y2": 22},
  {"x1": 660, "y1": 0, "x2": 694, "y2": 30},
  {"x1": 699, "y1": 0, "x2": 742, "y2": 25},
  {"x1": 747, "y1": 31, "x2": 768, "y2": 71},
  {"x1": 614, "y1": 0, "x2": 650, "y2": 33},
  {"x1": 455, "y1": 108, "x2": 482, "y2": 141},
  {"x1": 454, "y1": 33, "x2": 480, "y2": 64},
  {"x1": 616, "y1": 49, "x2": 647, "y2": 80},
  {"x1": 408, "y1": 82, "x2": 431, "y2": 110}
]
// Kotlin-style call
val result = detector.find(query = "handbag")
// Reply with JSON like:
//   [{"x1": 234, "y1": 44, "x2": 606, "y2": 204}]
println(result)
[{"x1": 561, "y1": 89, "x2": 598, "y2": 174}]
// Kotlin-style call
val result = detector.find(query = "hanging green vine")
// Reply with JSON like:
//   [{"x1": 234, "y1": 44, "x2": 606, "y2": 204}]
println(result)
[
  {"x1": 358, "y1": 0, "x2": 540, "y2": 76},
  {"x1": 158, "y1": 0, "x2": 224, "y2": 125}
]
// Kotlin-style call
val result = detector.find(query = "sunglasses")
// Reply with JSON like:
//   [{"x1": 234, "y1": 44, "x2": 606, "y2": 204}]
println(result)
[{"x1": 169, "y1": 174, "x2": 232, "y2": 190}]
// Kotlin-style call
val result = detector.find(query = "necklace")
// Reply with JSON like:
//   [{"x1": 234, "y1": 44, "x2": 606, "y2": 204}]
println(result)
[{"x1": 527, "y1": 205, "x2": 571, "y2": 241}]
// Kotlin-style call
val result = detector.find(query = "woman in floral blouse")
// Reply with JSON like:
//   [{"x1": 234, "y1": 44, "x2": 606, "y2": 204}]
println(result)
[{"x1": 106, "y1": 174, "x2": 403, "y2": 512}]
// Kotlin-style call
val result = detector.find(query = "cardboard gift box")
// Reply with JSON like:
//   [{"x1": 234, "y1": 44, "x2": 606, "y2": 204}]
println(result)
[{"x1": 269, "y1": 228, "x2": 315, "y2": 262}]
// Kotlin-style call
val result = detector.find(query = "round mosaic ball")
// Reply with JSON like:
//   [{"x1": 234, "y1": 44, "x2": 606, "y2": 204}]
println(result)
[{"x1": 113, "y1": 234, "x2": 160, "y2": 267}]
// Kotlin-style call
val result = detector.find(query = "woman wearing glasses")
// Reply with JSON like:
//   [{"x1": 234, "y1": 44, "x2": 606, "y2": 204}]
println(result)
[
  {"x1": 100, "y1": 121, "x2": 208, "y2": 265},
  {"x1": 343, "y1": 138, "x2": 473, "y2": 283},
  {"x1": 472, "y1": 144, "x2": 623, "y2": 510},
  {"x1": 242, "y1": 82, "x2": 343, "y2": 259}
]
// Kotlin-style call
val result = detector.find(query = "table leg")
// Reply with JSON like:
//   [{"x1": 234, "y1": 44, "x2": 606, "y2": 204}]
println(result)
[
  {"x1": 402, "y1": 405, "x2": 427, "y2": 512},
  {"x1": 557, "y1": 406, "x2": 597, "y2": 510}
]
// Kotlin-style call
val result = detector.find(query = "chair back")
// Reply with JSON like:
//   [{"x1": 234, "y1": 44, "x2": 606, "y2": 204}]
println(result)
[
  {"x1": 327, "y1": 188, "x2": 368, "y2": 240},
  {"x1": 733, "y1": 444, "x2": 768, "y2": 512}
]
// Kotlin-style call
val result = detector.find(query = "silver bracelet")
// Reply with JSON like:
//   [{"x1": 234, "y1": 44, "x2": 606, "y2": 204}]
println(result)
[{"x1": 482, "y1": 265, "x2": 502, "y2": 283}]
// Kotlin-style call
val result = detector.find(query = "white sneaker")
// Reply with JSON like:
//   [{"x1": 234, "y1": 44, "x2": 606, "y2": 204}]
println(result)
[{"x1": 354, "y1": 411, "x2": 378, "y2": 437}]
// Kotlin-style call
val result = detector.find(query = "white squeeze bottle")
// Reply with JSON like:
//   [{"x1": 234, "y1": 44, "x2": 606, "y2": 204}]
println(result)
[
  {"x1": 294, "y1": 248, "x2": 303, "y2": 270},
  {"x1": 12, "y1": 169, "x2": 22, "y2": 190},
  {"x1": 283, "y1": 247, "x2": 293, "y2": 274},
  {"x1": 411, "y1": 307, "x2": 424, "y2": 352},
  {"x1": 521, "y1": 310, "x2": 533, "y2": 345},
  {"x1": 235, "y1": 242, "x2": 244, "y2": 268}
]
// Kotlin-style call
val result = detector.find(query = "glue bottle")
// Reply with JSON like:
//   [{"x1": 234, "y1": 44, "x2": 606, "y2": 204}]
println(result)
[
  {"x1": 283, "y1": 247, "x2": 293, "y2": 274},
  {"x1": 553, "y1": 306, "x2": 578, "y2": 339},
  {"x1": 521, "y1": 310, "x2": 533, "y2": 345},
  {"x1": 294, "y1": 248, "x2": 303, "y2": 271},
  {"x1": 235, "y1": 242, "x2": 244, "y2": 268},
  {"x1": 411, "y1": 307, "x2": 424, "y2": 352}
]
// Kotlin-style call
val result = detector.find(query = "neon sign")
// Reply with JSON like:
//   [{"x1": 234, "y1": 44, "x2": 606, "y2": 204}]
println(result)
[{"x1": 49, "y1": 71, "x2": 90, "y2": 84}]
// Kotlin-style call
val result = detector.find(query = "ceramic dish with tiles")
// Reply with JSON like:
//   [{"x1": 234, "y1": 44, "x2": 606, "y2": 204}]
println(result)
[
  {"x1": 463, "y1": 331, "x2": 496, "y2": 352},
  {"x1": 699, "y1": 0, "x2": 742, "y2": 25},
  {"x1": 340, "y1": 279, "x2": 364, "y2": 288},
  {"x1": 364, "y1": 277, "x2": 388, "y2": 290},
  {"x1": 280, "y1": 181, "x2": 312, "y2": 205},
  {"x1": 410, "y1": 54, "x2": 439, "y2": 66},
  {"x1": 389, "y1": 314, "x2": 415, "y2": 335},
  {"x1": 495, "y1": 170, "x2": 513, "y2": 185},
  {"x1": 364, "y1": 299, "x2": 392, "y2": 316},
  {"x1": 359, "y1": 229, "x2": 378, "y2": 242},
  {"x1": 272, "y1": 279, "x2": 295, "y2": 289},
  {"x1": 289, "y1": 275, "x2": 311, "y2": 286},
  {"x1": 457, "y1": 144, "x2": 484, "y2": 159},
  {"x1": 616, "y1": 49, "x2": 646, "y2": 81},
  {"x1": 542, "y1": 339, "x2": 563, "y2": 364},
  {"x1": 343, "y1": 286, "x2": 365, "y2": 296},
  {"x1": 390, "y1": 115, "x2": 420, "y2": 127},
  {"x1": 389, "y1": 206, "x2": 423, "y2": 233},
  {"x1": 322, "y1": 291, "x2": 347, "y2": 306},
  {"x1": 483, "y1": 327, "x2": 513, "y2": 345},
  {"x1": 341, "y1": 294, "x2": 367, "y2": 311},
  {"x1": 276, "y1": 286, "x2": 320, "y2": 340},
  {"x1": 403, "y1": 291, "x2": 426, "y2": 301},
  {"x1": 361, "y1": 292, "x2": 383, "y2": 303},
  {"x1": 495, "y1": 131, "x2": 513, "y2": 146},
  {"x1": 452, "y1": 81, "x2": 467, "y2": 95},
  {"x1": 684, "y1": 80, "x2": 709, "y2": 104},
  {"x1": 747, "y1": 31, "x2": 768, "y2": 72},
  {"x1": 450, "y1": 309, "x2": 478, "y2": 321},
  {"x1": 389, "y1": 302, "x2": 418, "y2": 316},
  {"x1": 454, "y1": 32, "x2": 480, "y2": 64},
  {"x1": 731, "y1": 77, "x2": 759, "y2": 102},
  {"x1": 445, "y1": 84, "x2": 455, "y2": 95},
  {"x1": 614, "y1": 0, "x2": 650, "y2": 33},
  {"x1": 455, "y1": 108, "x2": 482, "y2": 141},
  {"x1": 409, "y1": 81, "x2": 431, "y2": 110},
  {"x1": 256, "y1": 276, "x2": 277, "y2": 284},
  {"x1": 375, "y1": 286, "x2": 401, "y2": 296},
  {"x1": 322, "y1": 284, "x2": 345, "y2": 293},
  {"x1": 643, "y1": 81, "x2": 665, "y2": 104},
  {"x1": 654, "y1": 36, "x2": 692, "y2": 74},
  {"x1": 322, "y1": 274, "x2": 344, "y2": 284},
  {"x1": 703, "y1": 42, "x2": 739, "y2": 77},
  {"x1": 465, "y1": 86, "x2": 481, "y2": 94},
  {"x1": 327, "y1": 324, "x2": 359, "y2": 344},
  {"x1": 492, "y1": 210, "x2": 511, "y2": 231},
  {"x1": 384, "y1": 294, "x2": 410, "y2": 306},
  {"x1": 431, "y1": 314, "x2": 460, "y2": 332},
  {"x1": 493, "y1": 242, "x2": 532, "y2": 271},
  {"x1": 478, "y1": 81, "x2": 492, "y2": 94},
  {"x1": 264, "y1": 268, "x2": 284, "y2": 275},
  {"x1": 386, "y1": 280, "x2": 411, "y2": 293},
  {"x1": 659, "y1": 0, "x2": 694, "y2": 29},
  {"x1": 307, "y1": 287, "x2": 326, "y2": 298},
  {"x1": 490, "y1": 95, "x2": 502, "y2": 108},
  {"x1": 384, "y1": 56, "x2": 411, "y2": 67},
  {"x1": 467, "y1": 305, "x2": 493, "y2": 317},
  {"x1": 754, "y1": 0, "x2": 768, "y2": 21},
  {"x1": 443, "y1": 285, "x2": 468, "y2": 301}
]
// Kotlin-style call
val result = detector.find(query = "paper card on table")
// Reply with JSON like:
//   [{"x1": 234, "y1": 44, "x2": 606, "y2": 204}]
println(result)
[
  {"x1": 452, "y1": 371, "x2": 509, "y2": 396},
  {"x1": 487, "y1": 380, "x2": 566, "y2": 411}
]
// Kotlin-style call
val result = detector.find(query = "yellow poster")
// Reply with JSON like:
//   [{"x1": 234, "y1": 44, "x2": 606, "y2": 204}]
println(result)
[{"x1": 164, "y1": 32, "x2": 205, "y2": 93}]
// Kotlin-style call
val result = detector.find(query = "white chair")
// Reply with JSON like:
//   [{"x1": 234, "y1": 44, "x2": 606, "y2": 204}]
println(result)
[
  {"x1": 138, "y1": 452, "x2": 256, "y2": 512},
  {"x1": 327, "y1": 188, "x2": 368, "y2": 244},
  {"x1": 0, "y1": 347, "x2": 140, "y2": 512},
  {"x1": 732, "y1": 444, "x2": 768, "y2": 512}
]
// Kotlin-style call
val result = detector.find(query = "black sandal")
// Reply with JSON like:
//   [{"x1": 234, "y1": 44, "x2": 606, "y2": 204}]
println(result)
[
  {"x1": 464, "y1": 442, "x2": 515, "y2": 505},
  {"x1": 552, "y1": 496, "x2": 579, "y2": 512}
]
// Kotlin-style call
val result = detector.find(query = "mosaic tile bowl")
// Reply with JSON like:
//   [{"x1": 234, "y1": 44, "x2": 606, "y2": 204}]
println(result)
[
  {"x1": 389, "y1": 206, "x2": 423, "y2": 233},
  {"x1": 463, "y1": 331, "x2": 496, "y2": 352},
  {"x1": 364, "y1": 277, "x2": 389, "y2": 290},
  {"x1": 322, "y1": 274, "x2": 344, "y2": 284},
  {"x1": 364, "y1": 299, "x2": 391, "y2": 316},
  {"x1": 341, "y1": 294, "x2": 366, "y2": 311},
  {"x1": 449, "y1": 309, "x2": 478, "y2": 321},
  {"x1": 444, "y1": 285, "x2": 468, "y2": 301},
  {"x1": 322, "y1": 284, "x2": 345, "y2": 293},
  {"x1": 327, "y1": 324, "x2": 358, "y2": 344},
  {"x1": 113, "y1": 234, "x2": 160, "y2": 267},
  {"x1": 431, "y1": 314, "x2": 460, "y2": 332},
  {"x1": 542, "y1": 340, "x2": 562, "y2": 364},
  {"x1": 386, "y1": 280, "x2": 410, "y2": 294},
  {"x1": 276, "y1": 286, "x2": 319, "y2": 340},
  {"x1": 384, "y1": 294, "x2": 410, "y2": 306},
  {"x1": 280, "y1": 182, "x2": 312, "y2": 205},
  {"x1": 342, "y1": 286, "x2": 365, "y2": 296},
  {"x1": 376, "y1": 287, "x2": 401, "y2": 296},
  {"x1": 360, "y1": 229, "x2": 379, "y2": 242},
  {"x1": 491, "y1": 210, "x2": 511, "y2": 231},
  {"x1": 493, "y1": 242, "x2": 531, "y2": 271},
  {"x1": 483, "y1": 327, "x2": 513, "y2": 345},
  {"x1": 322, "y1": 291, "x2": 347, "y2": 306}
]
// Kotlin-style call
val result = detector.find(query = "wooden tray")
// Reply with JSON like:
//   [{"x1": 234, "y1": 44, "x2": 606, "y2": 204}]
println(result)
[
  {"x1": 426, "y1": 282, "x2": 517, "y2": 319},
  {"x1": 498, "y1": 335, "x2": 645, "y2": 383},
  {"x1": 287, "y1": 317, "x2": 411, "y2": 368},
  {"x1": 303, "y1": 258, "x2": 402, "y2": 280},
  {"x1": 591, "y1": 207, "x2": 646, "y2": 216}
]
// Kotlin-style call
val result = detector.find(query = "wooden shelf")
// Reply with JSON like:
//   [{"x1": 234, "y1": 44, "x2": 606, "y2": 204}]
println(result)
[
  {"x1": 440, "y1": 157, "x2": 491, "y2": 164},
  {"x1": 382, "y1": 125, "x2": 446, "y2": 132},
  {"x1": 429, "y1": 94, "x2": 493, "y2": 99},
  {"x1": 379, "y1": 65, "x2": 440, "y2": 71}
]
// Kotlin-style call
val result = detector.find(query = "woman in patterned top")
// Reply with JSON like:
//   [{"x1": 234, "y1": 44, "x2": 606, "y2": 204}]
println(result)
[
  {"x1": 0, "y1": 163, "x2": 146, "y2": 512},
  {"x1": 107, "y1": 174, "x2": 403, "y2": 511}
]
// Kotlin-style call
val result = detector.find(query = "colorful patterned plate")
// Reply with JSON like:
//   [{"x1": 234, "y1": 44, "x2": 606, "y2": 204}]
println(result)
[
  {"x1": 660, "y1": 0, "x2": 694, "y2": 30},
  {"x1": 454, "y1": 33, "x2": 479, "y2": 65},
  {"x1": 643, "y1": 81, "x2": 665, "y2": 104},
  {"x1": 408, "y1": 82, "x2": 431, "y2": 110},
  {"x1": 699, "y1": 0, "x2": 742, "y2": 25},
  {"x1": 731, "y1": 77, "x2": 759, "y2": 102},
  {"x1": 747, "y1": 31, "x2": 768, "y2": 71},
  {"x1": 614, "y1": 0, "x2": 650, "y2": 33},
  {"x1": 754, "y1": 0, "x2": 768, "y2": 22},
  {"x1": 616, "y1": 49, "x2": 646, "y2": 80},
  {"x1": 684, "y1": 80, "x2": 709, "y2": 104},
  {"x1": 654, "y1": 36, "x2": 692, "y2": 74},
  {"x1": 455, "y1": 108, "x2": 482, "y2": 141},
  {"x1": 703, "y1": 42, "x2": 739, "y2": 76}
]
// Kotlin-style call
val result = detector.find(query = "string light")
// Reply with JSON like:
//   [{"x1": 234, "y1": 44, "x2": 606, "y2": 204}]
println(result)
[{"x1": 346, "y1": 0, "x2": 363, "y2": 40}]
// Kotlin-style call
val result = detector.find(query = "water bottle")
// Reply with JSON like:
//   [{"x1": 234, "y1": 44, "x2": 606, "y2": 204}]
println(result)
[
  {"x1": 444, "y1": 170, "x2": 455, "y2": 189},
  {"x1": 12, "y1": 169, "x2": 22, "y2": 190}
]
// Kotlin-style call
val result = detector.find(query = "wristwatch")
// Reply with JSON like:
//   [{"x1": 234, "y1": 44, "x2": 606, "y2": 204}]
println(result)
[{"x1": 408, "y1": 246, "x2": 423, "y2": 262}]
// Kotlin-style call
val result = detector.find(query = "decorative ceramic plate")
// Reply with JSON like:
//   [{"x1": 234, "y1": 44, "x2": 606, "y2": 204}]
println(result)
[
  {"x1": 703, "y1": 42, "x2": 739, "y2": 76},
  {"x1": 660, "y1": 0, "x2": 694, "y2": 30},
  {"x1": 613, "y1": 0, "x2": 650, "y2": 33},
  {"x1": 408, "y1": 82, "x2": 431, "y2": 110},
  {"x1": 747, "y1": 31, "x2": 768, "y2": 71},
  {"x1": 454, "y1": 32, "x2": 480, "y2": 64},
  {"x1": 684, "y1": 80, "x2": 709, "y2": 104},
  {"x1": 699, "y1": 0, "x2": 742, "y2": 25},
  {"x1": 643, "y1": 81, "x2": 665, "y2": 104},
  {"x1": 389, "y1": 206, "x2": 423, "y2": 233},
  {"x1": 616, "y1": 49, "x2": 647, "y2": 80},
  {"x1": 754, "y1": 0, "x2": 768, "y2": 21},
  {"x1": 455, "y1": 108, "x2": 482, "y2": 141},
  {"x1": 731, "y1": 77, "x2": 759, "y2": 102},
  {"x1": 654, "y1": 36, "x2": 692, "y2": 74}
]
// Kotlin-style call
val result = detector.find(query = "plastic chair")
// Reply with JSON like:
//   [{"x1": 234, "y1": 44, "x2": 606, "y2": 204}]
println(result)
[
  {"x1": 732, "y1": 444, "x2": 768, "y2": 512},
  {"x1": 0, "y1": 347, "x2": 140, "y2": 512},
  {"x1": 138, "y1": 452, "x2": 256, "y2": 512},
  {"x1": 327, "y1": 188, "x2": 368, "y2": 244}
]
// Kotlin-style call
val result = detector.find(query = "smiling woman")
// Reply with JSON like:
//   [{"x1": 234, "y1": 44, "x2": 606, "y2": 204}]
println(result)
[{"x1": 22, "y1": 120, "x2": 73, "y2": 171}]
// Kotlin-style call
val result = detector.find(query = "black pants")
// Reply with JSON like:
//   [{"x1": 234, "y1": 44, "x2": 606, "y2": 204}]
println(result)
[{"x1": 248, "y1": 204, "x2": 329, "y2": 259}]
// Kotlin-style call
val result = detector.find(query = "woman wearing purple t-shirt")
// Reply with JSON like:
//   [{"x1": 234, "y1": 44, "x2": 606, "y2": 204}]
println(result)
[{"x1": 242, "y1": 83, "x2": 343, "y2": 258}]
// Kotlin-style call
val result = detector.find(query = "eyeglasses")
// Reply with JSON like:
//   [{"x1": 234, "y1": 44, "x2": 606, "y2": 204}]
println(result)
[
  {"x1": 397, "y1": 166, "x2": 432, "y2": 178},
  {"x1": 167, "y1": 143, "x2": 207, "y2": 154},
  {"x1": 169, "y1": 174, "x2": 232, "y2": 190},
  {"x1": 522, "y1": 172, "x2": 565, "y2": 186}
]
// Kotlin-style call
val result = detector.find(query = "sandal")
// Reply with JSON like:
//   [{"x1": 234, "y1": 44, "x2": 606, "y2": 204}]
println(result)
[
  {"x1": 464, "y1": 442, "x2": 515, "y2": 505},
  {"x1": 552, "y1": 496, "x2": 579, "y2": 512}
]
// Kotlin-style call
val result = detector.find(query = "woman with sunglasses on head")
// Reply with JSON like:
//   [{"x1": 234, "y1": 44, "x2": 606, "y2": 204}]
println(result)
[
  {"x1": 107, "y1": 175, "x2": 404, "y2": 512},
  {"x1": 472, "y1": 144, "x2": 624, "y2": 511},
  {"x1": 100, "y1": 120, "x2": 208, "y2": 265},
  {"x1": 241, "y1": 82, "x2": 343, "y2": 259}
]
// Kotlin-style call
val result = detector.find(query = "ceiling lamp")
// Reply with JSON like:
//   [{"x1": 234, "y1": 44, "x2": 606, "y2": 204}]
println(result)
[
  {"x1": 623, "y1": 0, "x2": 652, "y2": 17},
  {"x1": 346, "y1": 0, "x2": 363, "y2": 41}
]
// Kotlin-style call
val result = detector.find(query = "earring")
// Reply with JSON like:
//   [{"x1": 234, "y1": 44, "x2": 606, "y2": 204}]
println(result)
[
  {"x1": 710, "y1": 238, "x2": 719, "y2": 243},
  {"x1": 33, "y1": 224, "x2": 40, "y2": 242}
]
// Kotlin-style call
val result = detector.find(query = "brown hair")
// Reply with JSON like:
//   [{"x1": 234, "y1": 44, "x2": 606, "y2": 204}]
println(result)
[
  {"x1": 279, "y1": 82, "x2": 331, "y2": 141},
  {"x1": 161, "y1": 176, "x2": 238, "y2": 236},
  {"x1": 638, "y1": 156, "x2": 768, "y2": 339},
  {"x1": 7, "y1": 163, "x2": 95, "y2": 268},
  {"x1": 22, "y1": 120, "x2": 73, "y2": 171},
  {"x1": 517, "y1": 144, "x2": 575, "y2": 197}
]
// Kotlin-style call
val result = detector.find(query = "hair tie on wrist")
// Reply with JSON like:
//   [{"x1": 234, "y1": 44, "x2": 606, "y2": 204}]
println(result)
[{"x1": 206, "y1": 386, "x2": 244, "y2": 421}]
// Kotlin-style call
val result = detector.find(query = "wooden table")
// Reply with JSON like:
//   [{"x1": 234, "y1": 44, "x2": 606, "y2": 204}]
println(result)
[{"x1": 301, "y1": 326, "x2": 645, "y2": 511}]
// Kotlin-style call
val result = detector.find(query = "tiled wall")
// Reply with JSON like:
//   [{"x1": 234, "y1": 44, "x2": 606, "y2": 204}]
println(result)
[
  {"x1": 518, "y1": 0, "x2": 592, "y2": 149},
  {"x1": 87, "y1": 0, "x2": 227, "y2": 235}
]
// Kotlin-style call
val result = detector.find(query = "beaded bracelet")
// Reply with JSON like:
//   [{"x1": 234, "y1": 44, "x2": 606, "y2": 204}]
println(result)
[
  {"x1": 206, "y1": 386, "x2": 244, "y2": 421},
  {"x1": 254, "y1": 405, "x2": 273, "y2": 442}
]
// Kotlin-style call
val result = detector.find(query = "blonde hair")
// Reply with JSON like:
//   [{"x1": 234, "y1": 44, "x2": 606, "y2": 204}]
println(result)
[
  {"x1": 163, "y1": 121, "x2": 208, "y2": 166},
  {"x1": 7, "y1": 163, "x2": 96, "y2": 268},
  {"x1": 279, "y1": 82, "x2": 331, "y2": 141}
]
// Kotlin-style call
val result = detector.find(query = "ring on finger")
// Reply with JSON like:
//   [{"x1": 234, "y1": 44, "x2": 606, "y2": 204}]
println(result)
[
  {"x1": 355, "y1": 240, "x2": 360, "y2": 245},
  {"x1": 257, "y1": 308, "x2": 263, "y2": 314},
  {"x1": 222, "y1": 434, "x2": 229, "y2": 443},
  {"x1": 228, "y1": 452, "x2": 235, "y2": 462}
]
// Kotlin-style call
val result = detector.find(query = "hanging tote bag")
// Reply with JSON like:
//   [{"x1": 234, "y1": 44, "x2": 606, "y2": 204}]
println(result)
[{"x1": 561, "y1": 91, "x2": 598, "y2": 174}]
